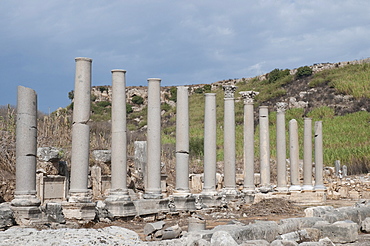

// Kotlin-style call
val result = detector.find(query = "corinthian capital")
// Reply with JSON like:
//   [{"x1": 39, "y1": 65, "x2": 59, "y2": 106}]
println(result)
[
  {"x1": 222, "y1": 85, "x2": 237, "y2": 98},
  {"x1": 276, "y1": 102, "x2": 288, "y2": 113},
  {"x1": 239, "y1": 91, "x2": 259, "y2": 104}
]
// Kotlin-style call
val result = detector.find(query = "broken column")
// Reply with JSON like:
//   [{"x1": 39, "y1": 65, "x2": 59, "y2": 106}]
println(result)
[
  {"x1": 302, "y1": 118, "x2": 314, "y2": 191},
  {"x1": 259, "y1": 106, "x2": 272, "y2": 192},
  {"x1": 314, "y1": 121, "x2": 326, "y2": 191},
  {"x1": 144, "y1": 78, "x2": 163, "y2": 199},
  {"x1": 222, "y1": 85, "x2": 238, "y2": 195},
  {"x1": 289, "y1": 119, "x2": 301, "y2": 191},
  {"x1": 276, "y1": 102, "x2": 288, "y2": 192},
  {"x1": 240, "y1": 91, "x2": 259, "y2": 193},
  {"x1": 11, "y1": 86, "x2": 41, "y2": 223},
  {"x1": 202, "y1": 93, "x2": 218, "y2": 195},
  {"x1": 174, "y1": 86, "x2": 191, "y2": 196},
  {"x1": 69, "y1": 57, "x2": 93, "y2": 203}
]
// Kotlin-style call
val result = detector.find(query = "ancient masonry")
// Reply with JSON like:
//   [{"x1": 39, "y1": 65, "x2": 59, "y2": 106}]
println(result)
[{"x1": 11, "y1": 57, "x2": 327, "y2": 223}]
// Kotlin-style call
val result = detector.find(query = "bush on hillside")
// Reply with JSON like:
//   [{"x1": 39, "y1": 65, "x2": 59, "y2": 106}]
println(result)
[
  {"x1": 132, "y1": 95, "x2": 144, "y2": 105},
  {"x1": 96, "y1": 101, "x2": 111, "y2": 108},
  {"x1": 267, "y1": 68, "x2": 290, "y2": 84},
  {"x1": 296, "y1": 66, "x2": 313, "y2": 78},
  {"x1": 126, "y1": 104, "x2": 133, "y2": 114}
]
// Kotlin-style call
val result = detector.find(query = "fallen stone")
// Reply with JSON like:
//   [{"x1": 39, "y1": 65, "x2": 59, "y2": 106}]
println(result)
[
  {"x1": 304, "y1": 206, "x2": 334, "y2": 218},
  {"x1": 0, "y1": 203, "x2": 15, "y2": 229},
  {"x1": 144, "y1": 221, "x2": 166, "y2": 236},
  {"x1": 240, "y1": 239, "x2": 270, "y2": 245},
  {"x1": 210, "y1": 230, "x2": 238, "y2": 246},
  {"x1": 45, "y1": 202, "x2": 65, "y2": 224},
  {"x1": 313, "y1": 220, "x2": 358, "y2": 243},
  {"x1": 278, "y1": 217, "x2": 324, "y2": 234},
  {"x1": 37, "y1": 147, "x2": 63, "y2": 162},
  {"x1": 270, "y1": 240, "x2": 298, "y2": 246},
  {"x1": 361, "y1": 217, "x2": 370, "y2": 232}
]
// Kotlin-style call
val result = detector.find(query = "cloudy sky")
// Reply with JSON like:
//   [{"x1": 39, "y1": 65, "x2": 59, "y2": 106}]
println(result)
[{"x1": 1, "y1": 0, "x2": 370, "y2": 113}]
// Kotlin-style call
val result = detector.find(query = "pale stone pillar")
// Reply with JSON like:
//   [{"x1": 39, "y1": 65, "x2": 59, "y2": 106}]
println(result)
[
  {"x1": 222, "y1": 85, "x2": 237, "y2": 194},
  {"x1": 106, "y1": 69, "x2": 129, "y2": 201},
  {"x1": 289, "y1": 119, "x2": 301, "y2": 191},
  {"x1": 144, "y1": 78, "x2": 163, "y2": 199},
  {"x1": 259, "y1": 106, "x2": 272, "y2": 192},
  {"x1": 202, "y1": 93, "x2": 217, "y2": 195},
  {"x1": 11, "y1": 86, "x2": 41, "y2": 207},
  {"x1": 302, "y1": 118, "x2": 314, "y2": 191},
  {"x1": 240, "y1": 91, "x2": 259, "y2": 193},
  {"x1": 174, "y1": 86, "x2": 191, "y2": 196},
  {"x1": 314, "y1": 121, "x2": 326, "y2": 191},
  {"x1": 276, "y1": 102, "x2": 288, "y2": 192},
  {"x1": 69, "y1": 57, "x2": 92, "y2": 202}
]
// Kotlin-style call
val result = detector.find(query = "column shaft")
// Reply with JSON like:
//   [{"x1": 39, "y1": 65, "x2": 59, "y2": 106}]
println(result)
[
  {"x1": 175, "y1": 86, "x2": 190, "y2": 195},
  {"x1": 303, "y1": 118, "x2": 314, "y2": 190},
  {"x1": 259, "y1": 106, "x2": 271, "y2": 192},
  {"x1": 70, "y1": 57, "x2": 92, "y2": 200},
  {"x1": 145, "y1": 78, "x2": 163, "y2": 198},
  {"x1": 314, "y1": 121, "x2": 326, "y2": 190},
  {"x1": 289, "y1": 119, "x2": 301, "y2": 191},
  {"x1": 202, "y1": 93, "x2": 217, "y2": 194},
  {"x1": 276, "y1": 102, "x2": 288, "y2": 192}
]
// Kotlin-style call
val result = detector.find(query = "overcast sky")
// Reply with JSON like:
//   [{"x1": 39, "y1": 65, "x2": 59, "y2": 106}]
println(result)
[{"x1": 1, "y1": 0, "x2": 370, "y2": 113}]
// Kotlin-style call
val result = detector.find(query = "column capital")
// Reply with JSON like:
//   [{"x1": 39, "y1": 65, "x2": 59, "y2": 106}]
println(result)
[
  {"x1": 276, "y1": 102, "x2": 288, "y2": 113},
  {"x1": 222, "y1": 85, "x2": 237, "y2": 98},
  {"x1": 239, "y1": 91, "x2": 259, "y2": 104}
]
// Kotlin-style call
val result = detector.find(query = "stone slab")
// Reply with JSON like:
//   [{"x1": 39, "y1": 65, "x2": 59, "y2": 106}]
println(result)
[
  {"x1": 133, "y1": 199, "x2": 169, "y2": 216},
  {"x1": 61, "y1": 202, "x2": 96, "y2": 221},
  {"x1": 105, "y1": 200, "x2": 136, "y2": 218}
]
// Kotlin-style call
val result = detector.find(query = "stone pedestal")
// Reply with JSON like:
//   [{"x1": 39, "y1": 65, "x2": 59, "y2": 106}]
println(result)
[
  {"x1": 240, "y1": 91, "x2": 259, "y2": 193},
  {"x1": 222, "y1": 85, "x2": 238, "y2": 196},
  {"x1": 202, "y1": 93, "x2": 218, "y2": 195},
  {"x1": 173, "y1": 196, "x2": 196, "y2": 211},
  {"x1": 259, "y1": 106, "x2": 272, "y2": 192},
  {"x1": 133, "y1": 199, "x2": 169, "y2": 216},
  {"x1": 144, "y1": 78, "x2": 163, "y2": 199},
  {"x1": 302, "y1": 118, "x2": 314, "y2": 191},
  {"x1": 276, "y1": 102, "x2": 288, "y2": 192},
  {"x1": 289, "y1": 119, "x2": 301, "y2": 191},
  {"x1": 11, "y1": 86, "x2": 41, "y2": 224},
  {"x1": 61, "y1": 202, "x2": 96, "y2": 220},
  {"x1": 106, "y1": 69, "x2": 130, "y2": 208},
  {"x1": 69, "y1": 57, "x2": 93, "y2": 202},
  {"x1": 174, "y1": 86, "x2": 191, "y2": 196},
  {"x1": 314, "y1": 121, "x2": 326, "y2": 191}
]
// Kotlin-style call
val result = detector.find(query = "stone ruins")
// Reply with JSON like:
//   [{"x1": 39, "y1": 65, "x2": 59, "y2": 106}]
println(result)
[{"x1": 5, "y1": 57, "x2": 370, "y2": 245}]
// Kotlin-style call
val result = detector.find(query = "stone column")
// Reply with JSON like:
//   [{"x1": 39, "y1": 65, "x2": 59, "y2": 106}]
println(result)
[
  {"x1": 240, "y1": 91, "x2": 259, "y2": 193},
  {"x1": 106, "y1": 69, "x2": 129, "y2": 201},
  {"x1": 222, "y1": 85, "x2": 238, "y2": 195},
  {"x1": 314, "y1": 121, "x2": 326, "y2": 191},
  {"x1": 174, "y1": 86, "x2": 191, "y2": 196},
  {"x1": 144, "y1": 78, "x2": 163, "y2": 199},
  {"x1": 276, "y1": 102, "x2": 288, "y2": 192},
  {"x1": 202, "y1": 93, "x2": 217, "y2": 195},
  {"x1": 259, "y1": 106, "x2": 272, "y2": 192},
  {"x1": 302, "y1": 118, "x2": 314, "y2": 191},
  {"x1": 11, "y1": 86, "x2": 41, "y2": 207},
  {"x1": 289, "y1": 119, "x2": 301, "y2": 191},
  {"x1": 69, "y1": 57, "x2": 92, "y2": 202}
]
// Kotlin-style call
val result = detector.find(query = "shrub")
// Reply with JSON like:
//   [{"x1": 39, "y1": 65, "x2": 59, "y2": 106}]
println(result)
[
  {"x1": 161, "y1": 103, "x2": 171, "y2": 112},
  {"x1": 194, "y1": 87, "x2": 203, "y2": 94},
  {"x1": 96, "y1": 101, "x2": 111, "y2": 108},
  {"x1": 99, "y1": 86, "x2": 107, "y2": 93},
  {"x1": 132, "y1": 95, "x2": 144, "y2": 105},
  {"x1": 296, "y1": 66, "x2": 313, "y2": 78},
  {"x1": 169, "y1": 87, "x2": 177, "y2": 102},
  {"x1": 203, "y1": 84, "x2": 212, "y2": 93},
  {"x1": 68, "y1": 90, "x2": 74, "y2": 100},
  {"x1": 267, "y1": 68, "x2": 290, "y2": 84},
  {"x1": 126, "y1": 104, "x2": 133, "y2": 114}
]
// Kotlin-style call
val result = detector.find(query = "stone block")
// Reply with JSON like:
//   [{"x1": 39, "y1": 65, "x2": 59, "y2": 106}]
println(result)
[
  {"x1": 37, "y1": 147, "x2": 63, "y2": 162},
  {"x1": 278, "y1": 217, "x2": 325, "y2": 234},
  {"x1": 11, "y1": 206, "x2": 42, "y2": 226},
  {"x1": 190, "y1": 174, "x2": 203, "y2": 193},
  {"x1": 188, "y1": 215, "x2": 206, "y2": 232},
  {"x1": 313, "y1": 220, "x2": 358, "y2": 243},
  {"x1": 43, "y1": 176, "x2": 67, "y2": 202},
  {"x1": 270, "y1": 240, "x2": 298, "y2": 246},
  {"x1": 61, "y1": 202, "x2": 96, "y2": 221},
  {"x1": 173, "y1": 196, "x2": 196, "y2": 211},
  {"x1": 241, "y1": 240, "x2": 270, "y2": 245},
  {"x1": 361, "y1": 217, "x2": 370, "y2": 232},
  {"x1": 349, "y1": 190, "x2": 360, "y2": 200},
  {"x1": 357, "y1": 206, "x2": 370, "y2": 223},
  {"x1": 105, "y1": 200, "x2": 136, "y2": 218},
  {"x1": 133, "y1": 198, "x2": 169, "y2": 216},
  {"x1": 0, "y1": 203, "x2": 15, "y2": 229},
  {"x1": 45, "y1": 202, "x2": 65, "y2": 223},
  {"x1": 92, "y1": 150, "x2": 111, "y2": 163},
  {"x1": 338, "y1": 186, "x2": 348, "y2": 198},
  {"x1": 304, "y1": 206, "x2": 334, "y2": 217},
  {"x1": 210, "y1": 230, "x2": 238, "y2": 246}
]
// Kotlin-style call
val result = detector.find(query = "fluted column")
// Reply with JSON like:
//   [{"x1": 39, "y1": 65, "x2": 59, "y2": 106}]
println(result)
[
  {"x1": 174, "y1": 86, "x2": 191, "y2": 196},
  {"x1": 302, "y1": 118, "x2": 314, "y2": 191},
  {"x1": 276, "y1": 102, "x2": 288, "y2": 192},
  {"x1": 11, "y1": 86, "x2": 40, "y2": 207},
  {"x1": 259, "y1": 106, "x2": 272, "y2": 192},
  {"x1": 106, "y1": 69, "x2": 129, "y2": 201},
  {"x1": 202, "y1": 93, "x2": 217, "y2": 195},
  {"x1": 144, "y1": 78, "x2": 163, "y2": 199},
  {"x1": 289, "y1": 119, "x2": 301, "y2": 191},
  {"x1": 239, "y1": 91, "x2": 258, "y2": 193},
  {"x1": 222, "y1": 85, "x2": 238, "y2": 195},
  {"x1": 69, "y1": 57, "x2": 92, "y2": 202},
  {"x1": 314, "y1": 121, "x2": 326, "y2": 191}
]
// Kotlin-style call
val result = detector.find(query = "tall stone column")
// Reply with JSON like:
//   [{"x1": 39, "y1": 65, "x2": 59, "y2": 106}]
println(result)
[
  {"x1": 314, "y1": 121, "x2": 326, "y2": 191},
  {"x1": 174, "y1": 86, "x2": 191, "y2": 196},
  {"x1": 302, "y1": 118, "x2": 314, "y2": 191},
  {"x1": 276, "y1": 102, "x2": 288, "y2": 192},
  {"x1": 69, "y1": 57, "x2": 92, "y2": 202},
  {"x1": 202, "y1": 93, "x2": 217, "y2": 195},
  {"x1": 144, "y1": 78, "x2": 163, "y2": 199},
  {"x1": 107, "y1": 69, "x2": 129, "y2": 200},
  {"x1": 240, "y1": 91, "x2": 259, "y2": 193},
  {"x1": 259, "y1": 106, "x2": 272, "y2": 192},
  {"x1": 11, "y1": 86, "x2": 41, "y2": 208},
  {"x1": 222, "y1": 85, "x2": 238, "y2": 195},
  {"x1": 289, "y1": 119, "x2": 301, "y2": 191}
]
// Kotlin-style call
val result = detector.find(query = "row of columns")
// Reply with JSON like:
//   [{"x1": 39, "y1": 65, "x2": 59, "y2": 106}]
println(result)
[{"x1": 12, "y1": 58, "x2": 327, "y2": 212}]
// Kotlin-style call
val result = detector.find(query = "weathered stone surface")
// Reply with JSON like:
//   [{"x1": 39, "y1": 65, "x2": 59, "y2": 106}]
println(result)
[
  {"x1": 360, "y1": 217, "x2": 370, "y2": 232},
  {"x1": 240, "y1": 239, "x2": 270, "y2": 245},
  {"x1": 92, "y1": 150, "x2": 112, "y2": 163},
  {"x1": 313, "y1": 220, "x2": 358, "y2": 243},
  {"x1": 144, "y1": 221, "x2": 166, "y2": 236},
  {"x1": 304, "y1": 206, "x2": 334, "y2": 217},
  {"x1": 279, "y1": 217, "x2": 325, "y2": 234},
  {"x1": 270, "y1": 240, "x2": 298, "y2": 246},
  {"x1": 210, "y1": 230, "x2": 238, "y2": 246},
  {"x1": 37, "y1": 147, "x2": 63, "y2": 162},
  {"x1": 45, "y1": 202, "x2": 65, "y2": 223},
  {"x1": 0, "y1": 203, "x2": 14, "y2": 229}
]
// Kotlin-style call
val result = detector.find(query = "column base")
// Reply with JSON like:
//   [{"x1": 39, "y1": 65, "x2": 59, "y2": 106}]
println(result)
[
  {"x1": 61, "y1": 201, "x2": 96, "y2": 221},
  {"x1": 199, "y1": 193, "x2": 222, "y2": 208},
  {"x1": 289, "y1": 185, "x2": 302, "y2": 192},
  {"x1": 201, "y1": 188, "x2": 218, "y2": 196},
  {"x1": 314, "y1": 185, "x2": 327, "y2": 191},
  {"x1": 302, "y1": 185, "x2": 314, "y2": 191},
  {"x1": 105, "y1": 189, "x2": 131, "y2": 202},
  {"x1": 173, "y1": 189, "x2": 191, "y2": 197},
  {"x1": 259, "y1": 185, "x2": 273, "y2": 193},
  {"x1": 275, "y1": 186, "x2": 289, "y2": 193},
  {"x1": 10, "y1": 206, "x2": 42, "y2": 226},
  {"x1": 173, "y1": 196, "x2": 196, "y2": 211},
  {"x1": 11, "y1": 194, "x2": 41, "y2": 207},
  {"x1": 105, "y1": 200, "x2": 136, "y2": 218},
  {"x1": 133, "y1": 198, "x2": 169, "y2": 216},
  {"x1": 68, "y1": 190, "x2": 92, "y2": 203}
]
